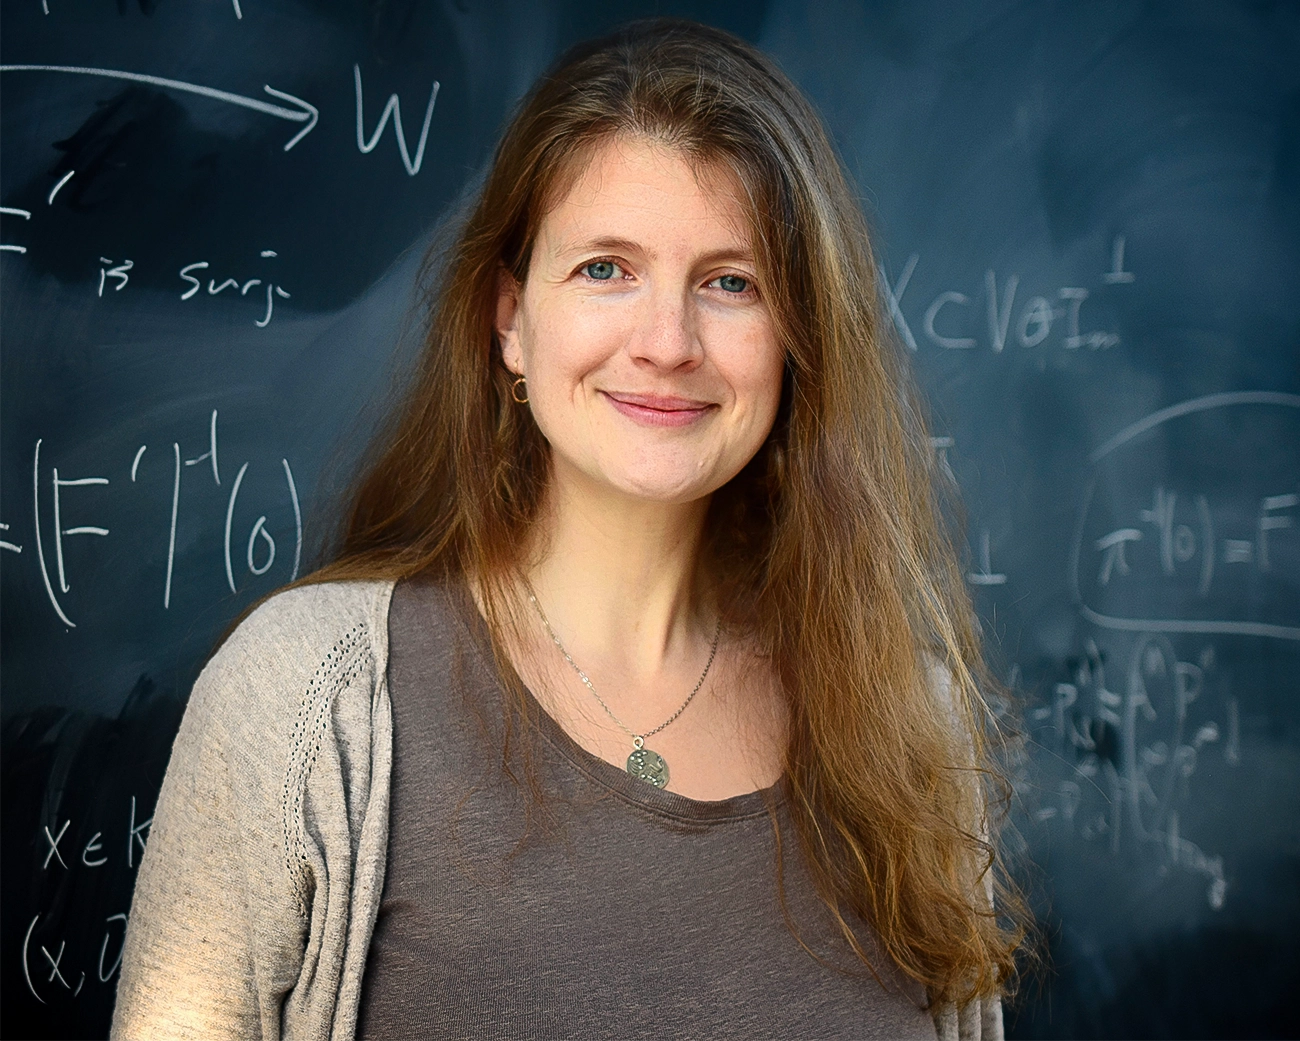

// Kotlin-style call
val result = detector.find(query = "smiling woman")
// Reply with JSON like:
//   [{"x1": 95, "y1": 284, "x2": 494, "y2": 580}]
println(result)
[{"x1": 110, "y1": 18, "x2": 1028, "y2": 1041}]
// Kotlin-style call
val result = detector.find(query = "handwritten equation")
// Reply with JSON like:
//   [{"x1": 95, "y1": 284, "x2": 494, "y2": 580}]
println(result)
[
  {"x1": 20, "y1": 795, "x2": 151, "y2": 1005},
  {"x1": 1026, "y1": 634, "x2": 1236, "y2": 909},
  {"x1": 1073, "y1": 392, "x2": 1300, "y2": 641},
  {"x1": 0, "y1": 62, "x2": 438, "y2": 170},
  {"x1": 882, "y1": 236, "x2": 1134, "y2": 355},
  {"x1": 1090, "y1": 487, "x2": 1295, "y2": 595},
  {"x1": 0, "y1": 411, "x2": 302, "y2": 628}
]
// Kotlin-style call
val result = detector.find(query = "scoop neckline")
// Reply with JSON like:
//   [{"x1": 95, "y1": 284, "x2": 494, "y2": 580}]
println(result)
[{"x1": 434, "y1": 576, "x2": 786, "y2": 825}]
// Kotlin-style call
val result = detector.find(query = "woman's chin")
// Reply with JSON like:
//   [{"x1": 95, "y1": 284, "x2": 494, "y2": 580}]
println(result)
[{"x1": 586, "y1": 467, "x2": 727, "y2": 507}]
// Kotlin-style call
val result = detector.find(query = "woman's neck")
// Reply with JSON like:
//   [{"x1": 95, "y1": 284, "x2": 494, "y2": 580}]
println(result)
[
  {"x1": 487, "y1": 461, "x2": 787, "y2": 801},
  {"x1": 520, "y1": 460, "x2": 714, "y2": 687}
]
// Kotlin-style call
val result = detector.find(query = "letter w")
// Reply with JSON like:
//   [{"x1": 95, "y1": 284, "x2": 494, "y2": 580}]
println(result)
[{"x1": 354, "y1": 65, "x2": 441, "y2": 176}]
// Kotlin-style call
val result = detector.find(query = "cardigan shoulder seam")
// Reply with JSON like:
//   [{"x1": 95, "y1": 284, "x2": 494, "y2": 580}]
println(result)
[
  {"x1": 223, "y1": 579, "x2": 393, "y2": 916},
  {"x1": 280, "y1": 620, "x2": 372, "y2": 915}
]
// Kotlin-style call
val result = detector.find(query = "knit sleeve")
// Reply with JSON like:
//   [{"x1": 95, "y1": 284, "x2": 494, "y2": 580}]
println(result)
[
  {"x1": 109, "y1": 643, "x2": 303, "y2": 1040},
  {"x1": 108, "y1": 581, "x2": 392, "y2": 1041}
]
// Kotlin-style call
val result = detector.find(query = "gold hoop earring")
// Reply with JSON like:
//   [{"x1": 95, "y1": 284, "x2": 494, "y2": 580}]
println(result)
[{"x1": 511, "y1": 376, "x2": 529, "y2": 404}]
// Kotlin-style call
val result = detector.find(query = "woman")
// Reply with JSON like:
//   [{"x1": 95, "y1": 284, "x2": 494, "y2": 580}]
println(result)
[{"x1": 111, "y1": 19, "x2": 1025, "y2": 1041}]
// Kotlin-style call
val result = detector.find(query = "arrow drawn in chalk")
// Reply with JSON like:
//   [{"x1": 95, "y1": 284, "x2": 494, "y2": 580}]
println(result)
[{"x1": 0, "y1": 65, "x2": 318, "y2": 151}]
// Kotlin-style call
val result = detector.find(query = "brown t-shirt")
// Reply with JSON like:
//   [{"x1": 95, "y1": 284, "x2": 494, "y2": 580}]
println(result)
[{"x1": 355, "y1": 578, "x2": 938, "y2": 1040}]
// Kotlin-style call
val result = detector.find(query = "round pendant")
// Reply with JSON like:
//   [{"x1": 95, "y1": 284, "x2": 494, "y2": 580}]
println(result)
[{"x1": 626, "y1": 746, "x2": 670, "y2": 789}]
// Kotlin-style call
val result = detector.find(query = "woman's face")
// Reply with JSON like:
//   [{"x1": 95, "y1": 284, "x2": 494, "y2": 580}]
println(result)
[{"x1": 497, "y1": 135, "x2": 783, "y2": 506}]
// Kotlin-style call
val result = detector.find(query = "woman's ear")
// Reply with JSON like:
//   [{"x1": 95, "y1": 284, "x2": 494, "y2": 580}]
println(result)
[{"x1": 496, "y1": 269, "x2": 524, "y2": 375}]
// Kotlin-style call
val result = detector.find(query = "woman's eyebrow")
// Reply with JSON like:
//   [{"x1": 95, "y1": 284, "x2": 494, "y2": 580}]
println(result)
[
  {"x1": 555, "y1": 235, "x2": 645, "y2": 259},
  {"x1": 554, "y1": 235, "x2": 755, "y2": 266}
]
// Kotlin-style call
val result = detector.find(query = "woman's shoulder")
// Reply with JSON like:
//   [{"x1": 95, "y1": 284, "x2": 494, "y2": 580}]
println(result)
[
  {"x1": 219, "y1": 577, "x2": 394, "y2": 657},
  {"x1": 195, "y1": 578, "x2": 396, "y2": 732}
]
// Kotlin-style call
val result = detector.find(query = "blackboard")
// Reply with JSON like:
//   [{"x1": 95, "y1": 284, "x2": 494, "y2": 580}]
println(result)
[{"x1": 3, "y1": 1, "x2": 1297, "y2": 1037}]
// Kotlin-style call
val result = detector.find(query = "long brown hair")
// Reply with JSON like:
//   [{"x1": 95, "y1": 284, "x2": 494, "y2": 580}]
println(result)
[{"x1": 309, "y1": 18, "x2": 1027, "y2": 1007}]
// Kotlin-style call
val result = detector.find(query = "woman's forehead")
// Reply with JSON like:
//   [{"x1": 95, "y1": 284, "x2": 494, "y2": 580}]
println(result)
[{"x1": 534, "y1": 134, "x2": 754, "y2": 258}]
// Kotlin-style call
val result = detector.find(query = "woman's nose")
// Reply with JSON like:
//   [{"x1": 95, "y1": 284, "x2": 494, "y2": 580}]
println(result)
[{"x1": 628, "y1": 287, "x2": 704, "y2": 371}]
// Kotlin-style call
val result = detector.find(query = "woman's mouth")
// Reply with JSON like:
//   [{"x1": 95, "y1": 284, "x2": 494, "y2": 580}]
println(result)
[{"x1": 602, "y1": 391, "x2": 716, "y2": 428}]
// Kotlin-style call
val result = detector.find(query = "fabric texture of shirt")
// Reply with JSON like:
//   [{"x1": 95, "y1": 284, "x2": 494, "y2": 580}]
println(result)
[
  {"x1": 356, "y1": 578, "x2": 937, "y2": 1039},
  {"x1": 109, "y1": 577, "x2": 1003, "y2": 1040}
]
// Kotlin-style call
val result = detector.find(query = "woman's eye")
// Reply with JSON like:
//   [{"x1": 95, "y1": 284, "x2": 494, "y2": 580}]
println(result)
[
  {"x1": 583, "y1": 260, "x2": 621, "y2": 281},
  {"x1": 712, "y1": 274, "x2": 750, "y2": 294}
]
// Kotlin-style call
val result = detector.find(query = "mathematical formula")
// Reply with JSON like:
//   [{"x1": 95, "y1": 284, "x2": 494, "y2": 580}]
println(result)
[
  {"x1": 20, "y1": 795, "x2": 151, "y2": 1005},
  {"x1": 0, "y1": 62, "x2": 439, "y2": 170},
  {"x1": 0, "y1": 411, "x2": 302, "y2": 629},
  {"x1": 1073, "y1": 393, "x2": 1300, "y2": 640},
  {"x1": 882, "y1": 236, "x2": 1134, "y2": 355},
  {"x1": 1025, "y1": 633, "x2": 1236, "y2": 909}
]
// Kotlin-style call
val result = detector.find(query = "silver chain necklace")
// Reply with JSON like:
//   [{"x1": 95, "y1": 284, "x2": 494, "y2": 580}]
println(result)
[{"x1": 526, "y1": 586, "x2": 722, "y2": 789}]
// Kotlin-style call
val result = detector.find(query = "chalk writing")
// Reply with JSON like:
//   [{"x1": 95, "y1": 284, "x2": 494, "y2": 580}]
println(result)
[
  {"x1": 881, "y1": 236, "x2": 1131, "y2": 354},
  {"x1": 221, "y1": 456, "x2": 302, "y2": 594},
  {"x1": 21, "y1": 412, "x2": 301, "y2": 627},
  {"x1": 1028, "y1": 635, "x2": 1232, "y2": 908},
  {"x1": 177, "y1": 249, "x2": 290, "y2": 326},
  {"x1": 1, "y1": 204, "x2": 32, "y2": 253},
  {"x1": 1102, "y1": 234, "x2": 1135, "y2": 284},
  {"x1": 21, "y1": 793, "x2": 149, "y2": 1004},
  {"x1": 23, "y1": 909, "x2": 130, "y2": 1003},
  {"x1": 44, "y1": 172, "x2": 69, "y2": 208},
  {"x1": 0, "y1": 64, "x2": 318, "y2": 151},
  {"x1": 97, "y1": 257, "x2": 133, "y2": 296},
  {"x1": 968, "y1": 529, "x2": 1007, "y2": 586},
  {"x1": 929, "y1": 435, "x2": 956, "y2": 481},
  {"x1": 43, "y1": 821, "x2": 70, "y2": 870},
  {"x1": 1073, "y1": 392, "x2": 1300, "y2": 640},
  {"x1": 31, "y1": 439, "x2": 110, "y2": 627},
  {"x1": 353, "y1": 64, "x2": 441, "y2": 176},
  {"x1": 1093, "y1": 489, "x2": 1299, "y2": 584}
]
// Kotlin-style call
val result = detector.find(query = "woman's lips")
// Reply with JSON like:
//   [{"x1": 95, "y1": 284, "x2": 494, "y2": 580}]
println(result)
[{"x1": 602, "y1": 391, "x2": 715, "y2": 428}]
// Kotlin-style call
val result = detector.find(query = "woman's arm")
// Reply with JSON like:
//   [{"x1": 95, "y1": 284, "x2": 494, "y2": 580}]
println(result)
[
  {"x1": 109, "y1": 581, "x2": 393, "y2": 1041},
  {"x1": 109, "y1": 654, "x2": 303, "y2": 1040}
]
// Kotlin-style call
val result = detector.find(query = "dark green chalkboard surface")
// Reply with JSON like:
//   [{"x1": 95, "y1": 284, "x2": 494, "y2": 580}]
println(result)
[{"x1": 3, "y1": 2, "x2": 1297, "y2": 1037}]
